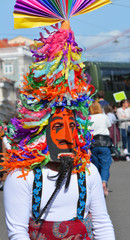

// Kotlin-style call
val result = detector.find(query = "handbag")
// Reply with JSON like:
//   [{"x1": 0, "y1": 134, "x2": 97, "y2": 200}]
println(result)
[
  {"x1": 91, "y1": 134, "x2": 120, "y2": 157},
  {"x1": 91, "y1": 135, "x2": 112, "y2": 148}
]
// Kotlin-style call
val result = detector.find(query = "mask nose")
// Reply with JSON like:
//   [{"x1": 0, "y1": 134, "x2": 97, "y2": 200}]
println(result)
[{"x1": 64, "y1": 118, "x2": 73, "y2": 143}]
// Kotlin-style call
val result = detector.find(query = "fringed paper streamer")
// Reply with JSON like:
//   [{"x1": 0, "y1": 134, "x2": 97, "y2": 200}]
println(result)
[
  {"x1": 30, "y1": 28, "x2": 83, "y2": 85},
  {"x1": 0, "y1": 22, "x2": 97, "y2": 177},
  {"x1": 13, "y1": 0, "x2": 111, "y2": 29},
  {"x1": 19, "y1": 26, "x2": 93, "y2": 111},
  {"x1": 0, "y1": 0, "x2": 112, "y2": 177}
]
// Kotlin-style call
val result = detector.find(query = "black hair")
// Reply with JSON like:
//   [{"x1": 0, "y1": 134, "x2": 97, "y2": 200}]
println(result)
[
  {"x1": 97, "y1": 90, "x2": 105, "y2": 99},
  {"x1": 103, "y1": 104, "x2": 113, "y2": 114},
  {"x1": 120, "y1": 99, "x2": 127, "y2": 107}
]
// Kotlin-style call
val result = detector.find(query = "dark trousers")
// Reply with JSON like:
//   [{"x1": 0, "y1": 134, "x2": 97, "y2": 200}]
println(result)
[{"x1": 121, "y1": 129, "x2": 130, "y2": 153}]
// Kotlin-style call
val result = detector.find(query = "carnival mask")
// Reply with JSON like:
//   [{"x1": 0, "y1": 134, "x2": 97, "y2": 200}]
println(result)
[{"x1": 46, "y1": 108, "x2": 76, "y2": 162}]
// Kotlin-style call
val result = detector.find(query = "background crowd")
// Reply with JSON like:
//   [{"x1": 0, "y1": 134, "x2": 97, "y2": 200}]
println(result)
[{"x1": 89, "y1": 91, "x2": 130, "y2": 196}]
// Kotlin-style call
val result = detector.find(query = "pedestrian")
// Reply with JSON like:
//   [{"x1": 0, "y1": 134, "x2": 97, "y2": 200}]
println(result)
[
  {"x1": 89, "y1": 101, "x2": 112, "y2": 197},
  {"x1": 110, "y1": 103, "x2": 118, "y2": 120},
  {"x1": 104, "y1": 104, "x2": 120, "y2": 146},
  {"x1": 0, "y1": 125, "x2": 6, "y2": 190},
  {"x1": 117, "y1": 99, "x2": 130, "y2": 160},
  {"x1": 97, "y1": 90, "x2": 109, "y2": 110},
  {"x1": 2, "y1": 123, "x2": 11, "y2": 151}
]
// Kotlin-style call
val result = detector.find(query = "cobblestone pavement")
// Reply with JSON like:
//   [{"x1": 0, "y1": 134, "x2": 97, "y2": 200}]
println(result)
[{"x1": 0, "y1": 160, "x2": 130, "y2": 240}]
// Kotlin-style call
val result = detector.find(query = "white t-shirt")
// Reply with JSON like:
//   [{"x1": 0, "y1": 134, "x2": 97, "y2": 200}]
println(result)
[
  {"x1": 117, "y1": 107, "x2": 130, "y2": 129},
  {"x1": 4, "y1": 163, "x2": 115, "y2": 240},
  {"x1": 107, "y1": 112, "x2": 117, "y2": 125},
  {"x1": 90, "y1": 113, "x2": 111, "y2": 136}
]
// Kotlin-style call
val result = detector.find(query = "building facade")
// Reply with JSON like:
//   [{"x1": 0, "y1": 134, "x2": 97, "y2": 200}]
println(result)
[
  {"x1": 0, "y1": 77, "x2": 17, "y2": 122},
  {"x1": 0, "y1": 37, "x2": 34, "y2": 122},
  {"x1": 0, "y1": 39, "x2": 33, "y2": 87}
]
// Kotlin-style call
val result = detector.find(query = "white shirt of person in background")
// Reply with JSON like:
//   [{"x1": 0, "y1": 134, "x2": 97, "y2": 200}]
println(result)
[{"x1": 117, "y1": 100, "x2": 130, "y2": 130}]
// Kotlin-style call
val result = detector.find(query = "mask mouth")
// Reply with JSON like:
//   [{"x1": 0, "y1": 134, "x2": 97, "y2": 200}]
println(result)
[
  {"x1": 58, "y1": 152, "x2": 74, "y2": 159},
  {"x1": 57, "y1": 139, "x2": 73, "y2": 146}
]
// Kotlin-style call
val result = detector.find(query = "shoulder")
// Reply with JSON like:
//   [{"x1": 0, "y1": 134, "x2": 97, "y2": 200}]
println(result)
[
  {"x1": 85, "y1": 162, "x2": 102, "y2": 189},
  {"x1": 4, "y1": 169, "x2": 34, "y2": 192},
  {"x1": 87, "y1": 162, "x2": 97, "y2": 173},
  {"x1": 105, "y1": 100, "x2": 109, "y2": 105},
  {"x1": 103, "y1": 113, "x2": 111, "y2": 122},
  {"x1": 103, "y1": 100, "x2": 109, "y2": 106},
  {"x1": 100, "y1": 113, "x2": 110, "y2": 121},
  {"x1": 126, "y1": 107, "x2": 130, "y2": 114},
  {"x1": 99, "y1": 100, "x2": 109, "y2": 106},
  {"x1": 107, "y1": 112, "x2": 113, "y2": 117},
  {"x1": 117, "y1": 107, "x2": 122, "y2": 112},
  {"x1": 86, "y1": 162, "x2": 100, "y2": 180},
  {"x1": 91, "y1": 113, "x2": 102, "y2": 119}
]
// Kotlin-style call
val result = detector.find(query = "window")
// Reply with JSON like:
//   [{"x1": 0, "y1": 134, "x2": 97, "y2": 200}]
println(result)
[
  {"x1": 4, "y1": 63, "x2": 13, "y2": 74},
  {"x1": 101, "y1": 67, "x2": 130, "y2": 91}
]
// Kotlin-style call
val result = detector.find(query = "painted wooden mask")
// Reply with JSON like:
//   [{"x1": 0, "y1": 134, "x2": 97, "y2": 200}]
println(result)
[{"x1": 46, "y1": 108, "x2": 76, "y2": 162}]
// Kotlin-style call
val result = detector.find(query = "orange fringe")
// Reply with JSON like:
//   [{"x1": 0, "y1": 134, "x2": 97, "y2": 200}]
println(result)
[{"x1": 20, "y1": 70, "x2": 88, "y2": 104}]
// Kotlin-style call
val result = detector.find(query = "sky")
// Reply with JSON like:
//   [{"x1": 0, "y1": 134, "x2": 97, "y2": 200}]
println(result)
[{"x1": 0, "y1": 0, "x2": 130, "y2": 62}]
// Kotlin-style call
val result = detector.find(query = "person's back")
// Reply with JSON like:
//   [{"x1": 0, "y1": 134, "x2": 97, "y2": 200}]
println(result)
[
  {"x1": 89, "y1": 101, "x2": 112, "y2": 197},
  {"x1": 0, "y1": 126, "x2": 6, "y2": 190},
  {"x1": 104, "y1": 104, "x2": 120, "y2": 146},
  {"x1": 107, "y1": 112, "x2": 117, "y2": 125},
  {"x1": 97, "y1": 91, "x2": 109, "y2": 109},
  {"x1": 90, "y1": 113, "x2": 111, "y2": 136},
  {"x1": 116, "y1": 99, "x2": 130, "y2": 157},
  {"x1": 99, "y1": 99, "x2": 109, "y2": 108}
]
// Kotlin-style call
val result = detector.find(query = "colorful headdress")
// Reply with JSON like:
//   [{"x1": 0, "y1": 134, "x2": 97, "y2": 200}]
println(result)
[{"x1": 1, "y1": 0, "x2": 111, "y2": 179}]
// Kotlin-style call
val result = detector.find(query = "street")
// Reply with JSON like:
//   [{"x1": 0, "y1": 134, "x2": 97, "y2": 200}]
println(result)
[
  {"x1": 106, "y1": 161, "x2": 130, "y2": 240},
  {"x1": 0, "y1": 161, "x2": 130, "y2": 240}
]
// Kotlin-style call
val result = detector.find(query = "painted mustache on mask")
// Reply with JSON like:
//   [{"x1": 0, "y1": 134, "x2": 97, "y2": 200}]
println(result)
[{"x1": 56, "y1": 139, "x2": 73, "y2": 145}]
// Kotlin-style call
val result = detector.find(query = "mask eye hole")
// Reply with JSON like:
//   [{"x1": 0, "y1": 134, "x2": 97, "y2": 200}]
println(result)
[
  {"x1": 69, "y1": 122, "x2": 76, "y2": 128},
  {"x1": 52, "y1": 122, "x2": 63, "y2": 130}
]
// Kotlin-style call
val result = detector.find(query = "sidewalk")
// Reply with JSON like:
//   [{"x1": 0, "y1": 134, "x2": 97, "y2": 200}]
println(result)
[{"x1": 106, "y1": 161, "x2": 130, "y2": 240}]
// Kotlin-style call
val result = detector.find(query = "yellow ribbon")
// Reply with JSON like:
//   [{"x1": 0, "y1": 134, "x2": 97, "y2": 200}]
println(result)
[
  {"x1": 47, "y1": 52, "x2": 63, "y2": 77},
  {"x1": 23, "y1": 119, "x2": 49, "y2": 136},
  {"x1": 23, "y1": 119, "x2": 48, "y2": 129},
  {"x1": 13, "y1": 13, "x2": 61, "y2": 29},
  {"x1": 73, "y1": 0, "x2": 111, "y2": 17}
]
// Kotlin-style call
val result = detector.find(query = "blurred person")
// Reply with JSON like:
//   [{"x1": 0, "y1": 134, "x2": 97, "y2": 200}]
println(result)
[
  {"x1": 0, "y1": 125, "x2": 6, "y2": 190},
  {"x1": 2, "y1": 122, "x2": 11, "y2": 151},
  {"x1": 97, "y1": 90, "x2": 109, "y2": 109},
  {"x1": 104, "y1": 105, "x2": 117, "y2": 125},
  {"x1": 104, "y1": 104, "x2": 120, "y2": 146},
  {"x1": 110, "y1": 103, "x2": 120, "y2": 131},
  {"x1": 128, "y1": 99, "x2": 130, "y2": 108},
  {"x1": 89, "y1": 101, "x2": 112, "y2": 197},
  {"x1": 117, "y1": 99, "x2": 130, "y2": 160},
  {"x1": 110, "y1": 103, "x2": 118, "y2": 119}
]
